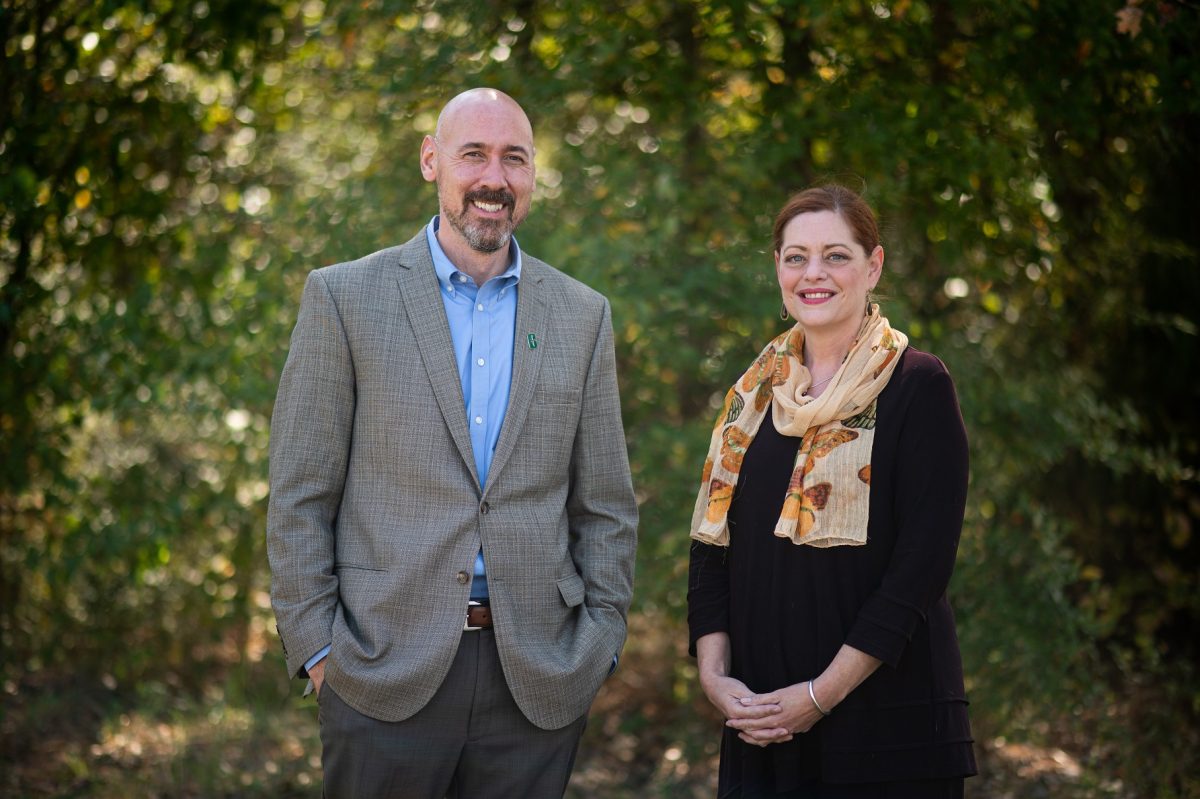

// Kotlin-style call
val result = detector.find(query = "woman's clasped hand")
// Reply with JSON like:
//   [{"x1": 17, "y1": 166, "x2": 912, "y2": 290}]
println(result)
[{"x1": 717, "y1": 680, "x2": 829, "y2": 746}]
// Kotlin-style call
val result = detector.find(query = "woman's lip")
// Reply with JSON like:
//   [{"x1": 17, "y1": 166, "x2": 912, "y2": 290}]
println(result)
[{"x1": 798, "y1": 291, "x2": 835, "y2": 304}]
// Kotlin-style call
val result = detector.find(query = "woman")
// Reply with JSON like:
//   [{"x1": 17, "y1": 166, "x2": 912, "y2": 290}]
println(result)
[{"x1": 688, "y1": 185, "x2": 976, "y2": 798}]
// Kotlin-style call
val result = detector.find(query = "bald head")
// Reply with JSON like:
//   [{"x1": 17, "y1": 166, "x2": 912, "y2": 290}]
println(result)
[{"x1": 435, "y1": 88, "x2": 533, "y2": 143}]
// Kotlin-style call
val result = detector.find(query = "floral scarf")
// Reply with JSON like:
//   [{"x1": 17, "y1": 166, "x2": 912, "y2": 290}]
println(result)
[{"x1": 690, "y1": 306, "x2": 908, "y2": 547}]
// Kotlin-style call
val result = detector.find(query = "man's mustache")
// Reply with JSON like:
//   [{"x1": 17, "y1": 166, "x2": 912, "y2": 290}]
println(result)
[{"x1": 465, "y1": 188, "x2": 516, "y2": 211}]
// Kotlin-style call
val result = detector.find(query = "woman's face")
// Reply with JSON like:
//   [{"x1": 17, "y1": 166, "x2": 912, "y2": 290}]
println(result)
[{"x1": 775, "y1": 210, "x2": 883, "y2": 345}]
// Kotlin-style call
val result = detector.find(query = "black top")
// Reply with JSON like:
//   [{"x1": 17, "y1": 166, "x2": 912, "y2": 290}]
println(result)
[{"x1": 688, "y1": 348, "x2": 977, "y2": 791}]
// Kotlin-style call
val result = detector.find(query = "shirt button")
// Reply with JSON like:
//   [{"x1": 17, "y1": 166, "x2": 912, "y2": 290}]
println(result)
[
  {"x1": 476, "y1": 358, "x2": 485, "y2": 366},
  {"x1": 456, "y1": 571, "x2": 469, "y2": 584},
  {"x1": 474, "y1": 416, "x2": 483, "y2": 425},
  {"x1": 476, "y1": 303, "x2": 484, "y2": 311}
]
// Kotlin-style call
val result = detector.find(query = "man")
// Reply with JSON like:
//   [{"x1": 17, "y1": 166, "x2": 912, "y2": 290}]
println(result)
[{"x1": 266, "y1": 88, "x2": 638, "y2": 798}]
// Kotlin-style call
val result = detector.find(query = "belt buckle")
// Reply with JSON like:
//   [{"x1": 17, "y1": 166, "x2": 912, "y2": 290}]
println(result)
[{"x1": 464, "y1": 600, "x2": 485, "y2": 631}]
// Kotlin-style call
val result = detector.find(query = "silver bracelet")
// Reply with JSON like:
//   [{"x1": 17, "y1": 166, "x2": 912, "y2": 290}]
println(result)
[{"x1": 808, "y1": 679, "x2": 830, "y2": 716}]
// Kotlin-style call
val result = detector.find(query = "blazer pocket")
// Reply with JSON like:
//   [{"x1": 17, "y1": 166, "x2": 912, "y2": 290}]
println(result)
[
  {"x1": 536, "y1": 385, "x2": 583, "y2": 408},
  {"x1": 556, "y1": 573, "x2": 586, "y2": 607},
  {"x1": 334, "y1": 563, "x2": 388, "y2": 574}
]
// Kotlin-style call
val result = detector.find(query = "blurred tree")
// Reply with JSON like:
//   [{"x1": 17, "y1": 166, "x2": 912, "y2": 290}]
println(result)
[{"x1": 1, "y1": 0, "x2": 287, "y2": 683}]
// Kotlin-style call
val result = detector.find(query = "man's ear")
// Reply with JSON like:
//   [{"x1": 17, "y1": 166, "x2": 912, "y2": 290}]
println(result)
[{"x1": 419, "y1": 135, "x2": 437, "y2": 183}]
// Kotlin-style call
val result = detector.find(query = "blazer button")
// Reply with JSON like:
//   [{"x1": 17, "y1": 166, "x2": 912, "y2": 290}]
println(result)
[
  {"x1": 480, "y1": 501, "x2": 490, "y2": 514},
  {"x1": 456, "y1": 571, "x2": 469, "y2": 584}
]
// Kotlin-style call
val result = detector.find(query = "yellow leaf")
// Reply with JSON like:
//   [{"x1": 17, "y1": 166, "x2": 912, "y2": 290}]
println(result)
[{"x1": 810, "y1": 139, "x2": 832, "y2": 166}]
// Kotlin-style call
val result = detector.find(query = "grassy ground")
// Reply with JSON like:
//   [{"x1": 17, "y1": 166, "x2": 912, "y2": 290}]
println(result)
[{"x1": 1, "y1": 612, "x2": 1128, "y2": 798}]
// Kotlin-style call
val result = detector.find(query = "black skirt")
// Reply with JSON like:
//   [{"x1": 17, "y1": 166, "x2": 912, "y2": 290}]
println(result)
[{"x1": 719, "y1": 775, "x2": 965, "y2": 799}]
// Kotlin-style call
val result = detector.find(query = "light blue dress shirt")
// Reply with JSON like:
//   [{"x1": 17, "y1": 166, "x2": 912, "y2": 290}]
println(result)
[
  {"x1": 425, "y1": 216, "x2": 521, "y2": 602},
  {"x1": 305, "y1": 218, "x2": 520, "y2": 675}
]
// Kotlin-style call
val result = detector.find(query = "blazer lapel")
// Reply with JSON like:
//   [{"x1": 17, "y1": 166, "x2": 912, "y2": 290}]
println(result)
[
  {"x1": 395, "y1": 234, "x2": 481, "y2": 489},
  {"x1": 486, "y1": 260, "x2": 547, "y2": 491}
]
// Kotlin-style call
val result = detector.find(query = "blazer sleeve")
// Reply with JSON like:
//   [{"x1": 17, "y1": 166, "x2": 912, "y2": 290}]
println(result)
[
  {"x1": 266, "y1": 269, "x2": 355, "y2": 679},
  {"x1": 844, "y1": 361, "x2": 970, "y2": 669},
  {"x1": 565, "y1": 300, "x2": 638, "y2": 647}
]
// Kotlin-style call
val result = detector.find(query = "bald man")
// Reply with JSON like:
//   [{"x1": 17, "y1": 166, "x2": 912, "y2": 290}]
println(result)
[{"x1": 267, "y1": 88, "x2": 638, "y2": 797}]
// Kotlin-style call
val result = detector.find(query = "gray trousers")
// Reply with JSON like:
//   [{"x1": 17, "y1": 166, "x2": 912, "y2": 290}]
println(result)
[{"x1": 318, "y1": 630, "x2": 588, "y2": 799}]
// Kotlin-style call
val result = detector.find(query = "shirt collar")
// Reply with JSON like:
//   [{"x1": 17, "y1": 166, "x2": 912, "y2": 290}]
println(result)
[{"x1": 426, "y1": 216, "x2": 522, "y2": 290}]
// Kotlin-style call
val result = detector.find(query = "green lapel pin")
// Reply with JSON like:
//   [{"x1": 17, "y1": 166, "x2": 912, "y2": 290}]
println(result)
[{"x1": 527, "y1": 333, "x2": 538, "y2": 349}]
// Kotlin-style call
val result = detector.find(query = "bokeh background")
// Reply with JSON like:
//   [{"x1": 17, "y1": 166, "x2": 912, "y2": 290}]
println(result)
[{"x1": 2, "y1": 1, "x2": 1197, "y2": 796}]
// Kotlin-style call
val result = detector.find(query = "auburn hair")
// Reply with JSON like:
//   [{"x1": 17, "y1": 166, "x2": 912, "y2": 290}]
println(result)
[{"x1": 772, "y1": 184, "x2": 880, "y2": 255}]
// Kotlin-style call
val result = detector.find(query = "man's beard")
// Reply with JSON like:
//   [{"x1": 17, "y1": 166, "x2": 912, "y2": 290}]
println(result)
[{"x1": 444, "y1": 188, "x2": 520, "y2": 253}]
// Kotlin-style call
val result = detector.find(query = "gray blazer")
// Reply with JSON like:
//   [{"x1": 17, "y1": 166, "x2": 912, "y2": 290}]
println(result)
[{"x1": 267, "y1": 230, "x2": 638, "y2": 730}]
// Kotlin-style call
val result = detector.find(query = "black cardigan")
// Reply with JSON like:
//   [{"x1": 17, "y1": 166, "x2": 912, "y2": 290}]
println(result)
[{"x1": 688, "y1": 348, "x2": 977, "y2": 788}]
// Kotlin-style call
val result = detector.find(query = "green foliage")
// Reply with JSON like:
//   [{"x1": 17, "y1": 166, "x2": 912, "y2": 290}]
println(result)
[
  {"x1": 2, "y1": 0, "x2": 1197, "y2": 795},
  {"x1": 1, "y1": 0, "x2": 289, "y2": 684}
]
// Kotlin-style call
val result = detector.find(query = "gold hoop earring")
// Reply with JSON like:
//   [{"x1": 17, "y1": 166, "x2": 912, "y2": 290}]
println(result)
[{"x1": 780, "y1": 303, "x2": 790, "y2": 321}]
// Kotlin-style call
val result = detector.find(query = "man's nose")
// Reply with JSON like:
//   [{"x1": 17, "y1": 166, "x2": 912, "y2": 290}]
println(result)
[{"x1": 477, "y1": 155, "x2": 506, "y2": 188}]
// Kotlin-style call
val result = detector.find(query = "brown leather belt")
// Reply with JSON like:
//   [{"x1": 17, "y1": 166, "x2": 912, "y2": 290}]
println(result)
[{"x1": 465, "y1": 603, "x2": 492, "y2": 630}]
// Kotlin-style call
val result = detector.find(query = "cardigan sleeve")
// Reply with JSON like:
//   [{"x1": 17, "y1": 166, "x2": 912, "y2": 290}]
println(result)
[
  {"x1": 687, "y1": 540, "x2": 731, "y2": 657},
  {"x1": 844, "y1": 360, "x2": 970, "y2": 669}
]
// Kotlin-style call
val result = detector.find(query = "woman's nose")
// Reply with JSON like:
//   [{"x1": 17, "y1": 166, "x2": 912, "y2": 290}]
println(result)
[{"x1": 801, "y1": 255, "x2": 825, "y2": 277}]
